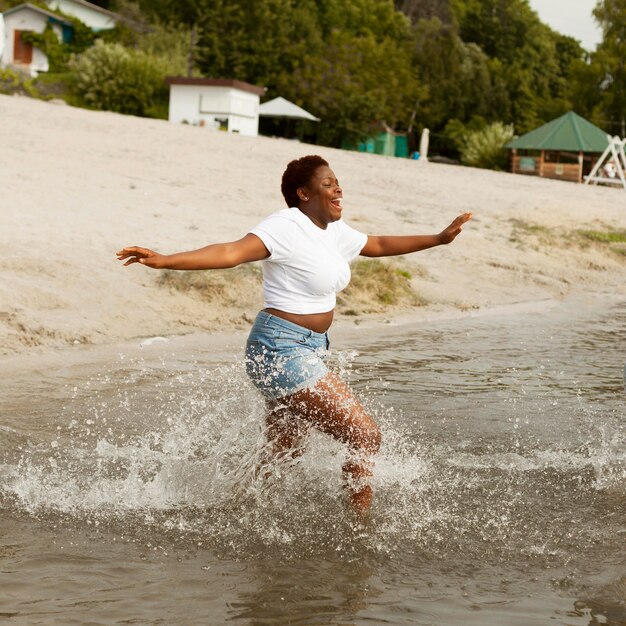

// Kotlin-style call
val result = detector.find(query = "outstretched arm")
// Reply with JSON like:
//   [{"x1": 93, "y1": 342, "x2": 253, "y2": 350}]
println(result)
[
  {"x1": 360, "y1": 213, "x2": 472, "y2": 258},
  {"x1": 116, "y1": 233, "x2": 270, "y2": 270}
]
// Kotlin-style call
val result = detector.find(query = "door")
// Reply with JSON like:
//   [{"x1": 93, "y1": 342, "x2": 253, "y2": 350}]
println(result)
[{"x1": 13, "y1": 30, "x2": 33, "y2": 64}]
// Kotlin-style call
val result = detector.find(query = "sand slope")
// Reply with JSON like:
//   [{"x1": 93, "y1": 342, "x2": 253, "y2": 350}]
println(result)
[{"x1": 1, "y1": 94, "x2": 624, "y2": 355}]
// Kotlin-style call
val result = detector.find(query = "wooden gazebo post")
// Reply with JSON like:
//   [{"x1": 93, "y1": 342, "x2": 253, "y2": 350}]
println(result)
[
  {"x1": 539, "y1": 150, "x2": 545, "y2": 177},
  {"x1": 578, "y1": 152, "x2": 584, "y2": 183}
]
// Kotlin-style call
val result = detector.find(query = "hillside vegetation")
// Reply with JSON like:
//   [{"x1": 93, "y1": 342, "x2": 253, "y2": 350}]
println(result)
[{"x1": 1, "y1": 0, "x2": 625, "y2": 159}]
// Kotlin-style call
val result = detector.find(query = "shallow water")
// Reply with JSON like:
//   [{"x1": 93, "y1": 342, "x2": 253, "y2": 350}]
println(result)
[{"x1": 1, "y1": 294, "x2": 624, "y2": 625}]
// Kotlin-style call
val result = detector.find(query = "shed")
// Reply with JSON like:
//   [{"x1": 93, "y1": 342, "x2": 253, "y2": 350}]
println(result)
[
  {"x1": 1, "y1": 3, "x2": 72, "y2": 74},
  {"x1": 166, "y1": 77, "x2": 266, "y2": 137},
  {"x1": 341, "y1": 122, "x2": 409, "y2": 158},
  {"x1": 506, "y1": 111, "x2": 610, "y2": 183},
  {"x1": 46, "y1": 0, "x2": 118, "y2": 31}
]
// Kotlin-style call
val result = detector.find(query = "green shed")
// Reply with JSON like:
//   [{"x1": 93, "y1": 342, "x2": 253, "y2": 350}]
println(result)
[
  {"x1": 341, "y1": 123, "x2": 409, "y2": 158},
  {"x1": 506, "y1": 112, "x2": 610, "y2": 183}
]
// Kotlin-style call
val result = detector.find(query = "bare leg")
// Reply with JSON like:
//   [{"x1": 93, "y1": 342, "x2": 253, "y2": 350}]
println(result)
[
  {"x1": 264, "y1": 402, "x2": 310, "y2": 465},
  {"x1": 281, "y1": 373, "x2": 381, "y2": 517}
]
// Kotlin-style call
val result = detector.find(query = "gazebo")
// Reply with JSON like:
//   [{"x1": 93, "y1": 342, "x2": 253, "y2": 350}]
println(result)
[{"x1": 506, "y1": 111, "x2": 610, "y2": 183}]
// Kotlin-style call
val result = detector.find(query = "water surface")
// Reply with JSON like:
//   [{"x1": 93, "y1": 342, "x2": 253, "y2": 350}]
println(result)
[{"x1": 1, "y1": 294, "x2": 624, "y2": 625}]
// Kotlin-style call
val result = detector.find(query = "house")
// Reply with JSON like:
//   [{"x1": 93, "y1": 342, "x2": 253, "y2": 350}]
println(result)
[
  {"x1": 1, "y1": 0, "x2": 118, "y2": 75},
  {"x1": 46, "y1": 0, "x2": 118, "y2": 32},
  {"x1": 1, "y1": 3, "x2": 72, "y2": 74},
  {"x1": 506, "y1": 111, "x2": 610, "y2": 183},
  {"x1": 166, "y1": 77, "x2": 266, "y2": 137}
]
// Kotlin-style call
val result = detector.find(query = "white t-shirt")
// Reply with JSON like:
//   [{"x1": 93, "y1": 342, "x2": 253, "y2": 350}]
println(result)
[{"x1": 249, "y1": 207, "x2": 368, "y2": 314}]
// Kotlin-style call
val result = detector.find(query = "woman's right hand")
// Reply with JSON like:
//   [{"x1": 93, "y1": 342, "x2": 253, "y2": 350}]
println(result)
[{"x1": 116, "y1": 246, "x2": 164, "y2": 268}]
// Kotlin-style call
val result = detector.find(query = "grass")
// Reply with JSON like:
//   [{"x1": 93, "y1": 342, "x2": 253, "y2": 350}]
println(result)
[
  {"x1": 507, "y1": 221, "x2": 626, "y2": 261},
  {"x1": 577, "y1": 229, "x2": 626, "y2": 244},
  {"x1": 508, "y1": 219, "x2": 554, "y2": 245},
  {"x1": 0, "y1": 68, "x2": 80, "y2": 104},
  {"x1": 337, "y1": 259, "x2": 425, "y2": 314},
  {"x1": 576, "y1": 229, "x2": 626, "y2": 258},
  {"x1": 157, "y1": 259, "x2": 425, "y2": 317},
  {"x1": 157, "y1": 265, "x2": 263, "y2": 308}
]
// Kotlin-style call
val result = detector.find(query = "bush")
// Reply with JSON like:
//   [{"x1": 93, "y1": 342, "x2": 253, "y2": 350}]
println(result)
[
  {"x1": 69, "y1": 40, "x2": 169, "y2": 116},
  {"x1": 0, "y1": 66, "x2": 41, "y2": 98},
  {"x1": 0, "y1": 67, "x2": 22, "y2": 92},
  {"x1": 460, "y1": 121, "x2": 514, "y2": 170}
]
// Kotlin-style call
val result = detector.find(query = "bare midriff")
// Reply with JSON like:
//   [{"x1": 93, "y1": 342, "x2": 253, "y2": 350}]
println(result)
[{"x1": 264, "y1": 308, "x2": 334, "y2": 334}]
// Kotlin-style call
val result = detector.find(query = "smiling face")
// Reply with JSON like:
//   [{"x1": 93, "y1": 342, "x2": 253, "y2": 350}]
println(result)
[{"x1": 297, "y1": 165, "x2": 343, "y2": 229}]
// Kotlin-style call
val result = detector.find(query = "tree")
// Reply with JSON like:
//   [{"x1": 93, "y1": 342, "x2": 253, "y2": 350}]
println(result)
[
  {"x1": 592, "y1": 0, "x2": 626, "y2": 135},
  {"x1": 410, "y1": 17, "x2": 507, "y2": 129},
  {"x1": 450, "y1": 0, "x2": 585, "y2": 133},
  {"x1": 394, "y1": 0, "x2": 452, "y2": 23},
  {"x1": 190, "y1": 0, "x2": 420, "y2": 146}
]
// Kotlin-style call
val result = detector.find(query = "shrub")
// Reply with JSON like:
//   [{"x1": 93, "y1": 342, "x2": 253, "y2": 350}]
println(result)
[
  {"x1": 460, "y1": 121, "x2": 514, "y2": 170},
  {"x1": 0, "y1": 66, "x2": 41, "y2": 98},
  {"x1": 69, "y1": 40, "x2": 169, "y2": 116},
  {"x1": 0, "y1": 67, "x2": 22, "y2": 92}
]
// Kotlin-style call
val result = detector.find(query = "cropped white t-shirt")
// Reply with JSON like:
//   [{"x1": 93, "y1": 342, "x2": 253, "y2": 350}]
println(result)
[{"x1": 249, "y1": 207, "x2": 368, "y2": 314}]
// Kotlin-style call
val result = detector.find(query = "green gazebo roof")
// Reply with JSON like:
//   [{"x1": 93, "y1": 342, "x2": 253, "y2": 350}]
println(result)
[{"x1": 506, "y1": 111, "x2": 610, "y2": 153}]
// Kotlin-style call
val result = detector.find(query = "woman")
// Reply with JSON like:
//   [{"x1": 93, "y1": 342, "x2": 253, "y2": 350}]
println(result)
[{"x1": 117, "y1": 155, "x2": 471, "y2": 516}]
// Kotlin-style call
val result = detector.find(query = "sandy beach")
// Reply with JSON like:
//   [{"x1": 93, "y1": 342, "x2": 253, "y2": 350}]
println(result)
[{"x1": 1, "y1": 93, "x2": 625, "y2": 356}]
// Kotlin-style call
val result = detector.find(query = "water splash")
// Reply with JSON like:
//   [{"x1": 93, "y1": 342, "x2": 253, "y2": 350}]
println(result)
[{"x1": 0, "y1": 350, "x2": 623, "y2": 566}]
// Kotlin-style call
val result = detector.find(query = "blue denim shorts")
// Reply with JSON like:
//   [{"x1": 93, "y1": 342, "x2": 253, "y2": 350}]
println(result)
[{"x1": 245, "y1": 311, "x2": 330, "y2": 400}]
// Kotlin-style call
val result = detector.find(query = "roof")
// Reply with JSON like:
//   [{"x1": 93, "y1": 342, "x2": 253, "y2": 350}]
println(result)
[
  {"x1": 506, "y1": 111, "x2": 610, "y2": 153},
  {"x1": 259, "y1": 96, "x2": 320, "y2": 122},
  {"x1": 166, "y1": 77, "x2": 266, "y2": 96},
  {"x1": 3, "y1": 3, "x2": 73, "y2": 24},
  {"x1": 48, "y1": 0, "x2": 120, "y2": 20}
]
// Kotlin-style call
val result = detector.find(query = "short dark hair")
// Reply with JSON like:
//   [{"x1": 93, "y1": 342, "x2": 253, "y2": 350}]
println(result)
[{"x1": 281, "y1": 155, "x2": 329, "y2": 207}]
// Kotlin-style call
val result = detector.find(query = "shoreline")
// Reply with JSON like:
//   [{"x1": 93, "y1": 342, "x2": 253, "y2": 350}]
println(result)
[{"x1": 1, "y1": 290, "x2": 622, "y2": 379}]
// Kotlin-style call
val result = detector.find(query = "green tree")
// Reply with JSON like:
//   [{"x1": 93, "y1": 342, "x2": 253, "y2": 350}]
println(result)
[
  {"x1": 190, "y1": 0, "x2": 419, "y2": 146},
  {"x1": 410, "y1": 17, "x2": 507, "y2": 129},
  {"x1": 288, "y1": 30, "x2": 418, "y2": 145},
  {"x1": 592, "y1": 0, "x2": 626, "y2": 135},
  {"x1": 450, "y1": 0, "x2": 584, "y2": 132}
]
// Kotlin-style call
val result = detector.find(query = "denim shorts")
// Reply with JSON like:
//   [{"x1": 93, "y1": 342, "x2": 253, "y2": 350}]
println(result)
[{"x1": 245, "y1": 311, "x2": 330, "y2": 400}]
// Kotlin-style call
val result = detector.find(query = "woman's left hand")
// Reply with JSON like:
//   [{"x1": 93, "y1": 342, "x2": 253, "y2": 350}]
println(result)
[{"x1": 438, "y1": 212, "x2": 472, "y2": 245}]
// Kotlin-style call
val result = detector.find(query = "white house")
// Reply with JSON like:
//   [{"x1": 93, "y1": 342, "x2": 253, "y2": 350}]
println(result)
[
  {"x1": 166, "y1": 77, "x2": 266, "y2": 137},
  {"x1": 1, "y1": 4, "x2": 72, "y2": 74},
  {"x1": 46, "y1": 0, "x2": 118, "y2": 31}
]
